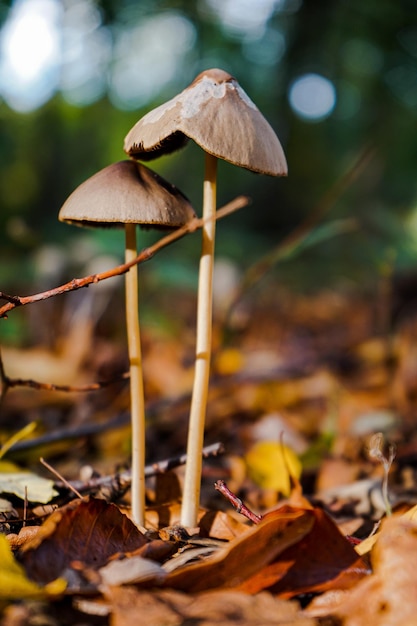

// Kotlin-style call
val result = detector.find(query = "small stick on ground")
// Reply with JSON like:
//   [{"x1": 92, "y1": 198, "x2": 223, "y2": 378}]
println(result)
[
  {"x1": 54, "y1": 443, "x2": 225, "y2": 498},
  {"x1": 214, "y1": 479, "x2": 262, "y2": 524},
  {"x1": 40, "y1": 457, "x2": 84, "y2": 500}
]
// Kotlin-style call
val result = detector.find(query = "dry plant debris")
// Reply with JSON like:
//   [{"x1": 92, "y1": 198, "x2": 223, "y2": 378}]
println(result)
[
  {"x1": 4, "y1": 52, "x2": 414, "y2": 622},
  {"x1": 3, "y1": 212, "x2": 417, "y2": 624}
]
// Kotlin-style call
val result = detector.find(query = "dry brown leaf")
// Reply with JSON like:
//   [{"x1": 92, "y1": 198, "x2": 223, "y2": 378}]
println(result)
[
  {"x1": 105, "y1": 586, "x2": 316, "y2": 626},
  {"x1": 144, "y1": 500, "x2": 237, "y2": 537},
  {"x1": 316, "y1": 456, "x2": 362, "y2": 493},
  {"x1": 7, "y1": 526, "x2": 40, "y2": 551},
  {"x1": 164, "y1": 506, "x2": 314, "y2": 593},
  {"x1": 311, "y1": 515, "x2": 417, "y2": 625},
  {"x1": 144, "y1": 501, "x2": 183, "y2": 530},
  {"x1": 235, "y1": 506, "x2": 369, "y2": 598},
  {"x1": 198, "y1": 508, "x2": 250, "y2": 541},
  {"x1": 131, "y1": 538, "x2": 178, "y2": 563},
  {"x1": 99, "y1": 554, "x2": 166, "y2": 587},
  {"x1": 18, "y1": 497, "x2": 148, "y2": 584}
]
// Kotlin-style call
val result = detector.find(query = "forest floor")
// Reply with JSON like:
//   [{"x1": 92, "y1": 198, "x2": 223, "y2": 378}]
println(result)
[{"x1": 1, "y1": 275, "x2": 417, "y2": 625}]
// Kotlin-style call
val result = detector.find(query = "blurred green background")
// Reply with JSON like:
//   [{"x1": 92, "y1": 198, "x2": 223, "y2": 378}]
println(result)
[{"x1": 1, "y1": 0, "x2": 417, "y2": 344}]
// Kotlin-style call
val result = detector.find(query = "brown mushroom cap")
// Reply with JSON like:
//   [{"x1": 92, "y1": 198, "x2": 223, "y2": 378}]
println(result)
[
  {"x1": 59, "y1": 160, "x2": 196, "y2": 228},
  {"x1": 124, "y1": 68, "x2": 287, "y2": 177}
]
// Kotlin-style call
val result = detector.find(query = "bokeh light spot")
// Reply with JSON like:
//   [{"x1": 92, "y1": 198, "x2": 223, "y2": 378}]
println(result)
[
  {"x1": 243, "y1": 28, "x2": 286, "y2": 66},
  {"x1": 205, "y1": 0, "x2": 293, "y2": 37},
  {"x1": 109, "y1": 12, "x2": 196, "y2": 110},
  {"x1": 0, "y1": 0, "x2": 61, "y2": 111},
  {"x1": 61, "y1": 0, "x2": 111, "y2": 106},
  {"x1": 289, "y1": 73, "x2": 336, "y2": 121}
]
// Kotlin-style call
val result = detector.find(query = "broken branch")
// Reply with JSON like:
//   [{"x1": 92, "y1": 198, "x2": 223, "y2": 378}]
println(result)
[{"x1": 0, "y1": 196, "x2": 249, "y2": 319}]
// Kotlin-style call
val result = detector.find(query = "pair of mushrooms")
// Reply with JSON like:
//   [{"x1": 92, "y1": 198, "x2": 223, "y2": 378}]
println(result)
[{"x1": 59, "y1": 68, "x2": 287, "y2": 528}]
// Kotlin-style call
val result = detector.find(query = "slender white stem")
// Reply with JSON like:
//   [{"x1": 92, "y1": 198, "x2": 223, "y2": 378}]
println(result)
[
  {"x1": 125, "y1": 223, "x2": 146, "y2": 527},
  {"x1": 181, "y1": 153, "x2": 217, "y2": 528}
]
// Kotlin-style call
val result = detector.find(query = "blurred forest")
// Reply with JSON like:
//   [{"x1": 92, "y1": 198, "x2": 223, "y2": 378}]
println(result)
[{"x1": 1, "y1": 0, "x2": 417, "y2": 347}]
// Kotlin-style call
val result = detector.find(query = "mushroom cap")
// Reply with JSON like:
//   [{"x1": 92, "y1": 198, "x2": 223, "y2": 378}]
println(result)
[
  {"x1": 59, "y1": 160, "x2": 196, "y2": 228},
  {"x1": 124, "y1": 68, "x2": 287, "y2": 177}
]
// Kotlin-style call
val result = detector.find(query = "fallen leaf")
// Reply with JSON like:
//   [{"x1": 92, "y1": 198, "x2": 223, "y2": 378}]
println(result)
[
  {"x1": 99, "y1": 554, "x2": 166, "y2": 587},
  {"x1": 19, "y1": 497, "x2": 148, "y2": 584},
  {"x1": 214, "y1": 347, "x2": 245, "y2": 375},
  {"x1": 144, "y1": 502, "x2": 182, "y2": 530},
  {"x1": 7, "y1": 526, "x2": 40, "y2": 551},
  {"x1": 132, "y1": 538, "x2": 178, "y2": 563},
  {"x1": 356, "y1": 501, "x2": 417, "y2": 557},
  {"x1": 198, "y1": 509, "x2": 250, "y2": 541},
  {"x1": 0, "y1": 471, "x2": 58, "y2": 503},
  {"x1": 0, "y1": 422, "x2": 37, "y2": 460},
  {"x1": 235, "y1": 506, "x2": 369, "y2": 597},
  {"x1": 245, "y1": 440, "x2": 302, "y2": 495},
  {"x1": 105, "y1": 586, "x2": 316, "y2": 626},
  {"x1": 0, "y1": 497, "x2": 15, "y2": 513},
  {"x1": 164, "y1": 506, "x2": 314, "y2": 593},
  {"x1": 325, "y1": 515, "x2": 417, "y2": 625},
  {"x1": 403, "y1": 502, "x2": 417, "y2": 522},
  {"x1": 0, "y1": 533, "x2": 65, "y2": 600}
]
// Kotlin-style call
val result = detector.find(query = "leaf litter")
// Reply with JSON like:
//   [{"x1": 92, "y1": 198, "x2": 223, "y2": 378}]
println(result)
[{"x1": 3, "y1": 284, "x2": 417, "y2": 624}]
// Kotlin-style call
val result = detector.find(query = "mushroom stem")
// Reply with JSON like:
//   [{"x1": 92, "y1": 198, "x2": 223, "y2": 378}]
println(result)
[
  {"x1": 181, "y1": 153, "x2": 218, "y2": 528},
  {"x1": 125, "y1": 223, "x2": 146, "y2": 527}
]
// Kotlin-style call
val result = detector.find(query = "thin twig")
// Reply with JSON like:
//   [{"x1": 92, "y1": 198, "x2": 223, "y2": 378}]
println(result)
[
  {"x1": 1, "y1": 344, "x2": 315, "y2": 397},
  {"x1": 227, "y1": 144, "x2": 375, "y2": 315},
  {"x1": 0, "y1": 347, "x2": 9, "y2": 401},
  {"x1": 5, "y1": 360, "x2": 319, "y2": 455},
  {"x1": 55, "y1": 442, "x2": 225, "y2": 496},
  {"x1": 40, "y1": 457, "x2": 84, "y2": 499},
  {"x1": 214, "y1": 479, "x2": 262, "y2": 524},
  {"x1": 0, "y1": 196, "x2": 249, "y2": 319},
  {"x1": 3, "y1": 370, "x2": 130, "y2": 393},
  {"x1": 23, "y1": 486, "x2": 28, "y2": 527}
]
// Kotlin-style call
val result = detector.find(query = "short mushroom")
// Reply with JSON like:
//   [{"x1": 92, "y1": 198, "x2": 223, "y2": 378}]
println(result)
[
  {"x1": 124, "y1": 68, "x2": 288, "y2": 528},
  {"x1": 59, "y1": 160, "x2": 195, "y2": 527}
]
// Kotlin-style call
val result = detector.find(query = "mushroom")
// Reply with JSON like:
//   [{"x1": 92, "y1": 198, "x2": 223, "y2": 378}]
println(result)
[
  {"x1": 124, "y1": 68, "x2": 288, "y2": 528},
  {"x1": 59, "y1": 160, "x2": 195, "y2": 527}
]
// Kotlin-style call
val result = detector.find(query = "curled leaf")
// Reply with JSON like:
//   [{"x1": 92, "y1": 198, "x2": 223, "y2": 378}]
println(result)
[{"x1": 0, "y1": 533, "x2": 65, "y2": 600}]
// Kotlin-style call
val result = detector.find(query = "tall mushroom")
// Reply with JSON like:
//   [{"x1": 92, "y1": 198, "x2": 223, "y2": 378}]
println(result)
[
  {"x1": 124, "y1": 68, "x2": 288, "y2": 528},
  {"x1": 59, "y1": 160, "x2": 195, "y2": 527}
]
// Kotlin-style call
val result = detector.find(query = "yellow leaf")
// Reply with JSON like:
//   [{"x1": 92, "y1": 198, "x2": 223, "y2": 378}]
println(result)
[
  {"x1": 0, "y1": 422, "x2": 37, "y2": 460},
  {"x1": 0, "y1": 471, "x2": 58, "y2": 503},
  {"x1": 245, "y1": 441, "x2": 302, "y2": 496},
  {"x1": 0, "y1": 534, "x2": 65, "y2": 599},
  {"x1": 0, "y1": 460, "x2": 21, "y2": 472},
  {"x1": 356, "y1": 505, "x2": 417, "y2": 556},
  {"x1": 403, "y1": 504, "x2": 417, "y2": 522},
  {"x1": 214, "y1": 348, "x2": 245, "y2": 375}
]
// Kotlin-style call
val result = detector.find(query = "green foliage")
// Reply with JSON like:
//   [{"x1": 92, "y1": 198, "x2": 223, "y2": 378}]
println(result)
[{"x1": 0, "y1": 0, "x2": 416, "y2": 293}]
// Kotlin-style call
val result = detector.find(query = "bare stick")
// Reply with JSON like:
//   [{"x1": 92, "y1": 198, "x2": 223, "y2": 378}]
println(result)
[
  {"x1": 54, "y1": 442, "x2": 225, "y2": 496},
  {"x1": 23, "y1": 486, "x2": 28, "y2": 527},
  {"x1": 1, "y1": 370, "x2": 129, "y2": 393},
  {"x1": 214, "y1": 479, "x2": 262, "y2": 524},
  {"x1": 0, "y1": 196, "x2": 248, "y2": 319},
  {"x1": 40, "y1": 457, "x2": 83, "y2": 500},
  {"x1": 0, "y1": 347, "x2": 9, "y2": 401},
  {"x1": 226, "y1": 143, "x2": 375, "y2": 316}
]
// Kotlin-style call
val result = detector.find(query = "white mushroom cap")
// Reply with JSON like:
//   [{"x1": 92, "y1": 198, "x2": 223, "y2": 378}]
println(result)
[
  {"x1": 124, "y1": 68, "x2": 287, "y2": 177},
  {"x1": 59, "y1": 160, "x2": 196, "y2": 228}
]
